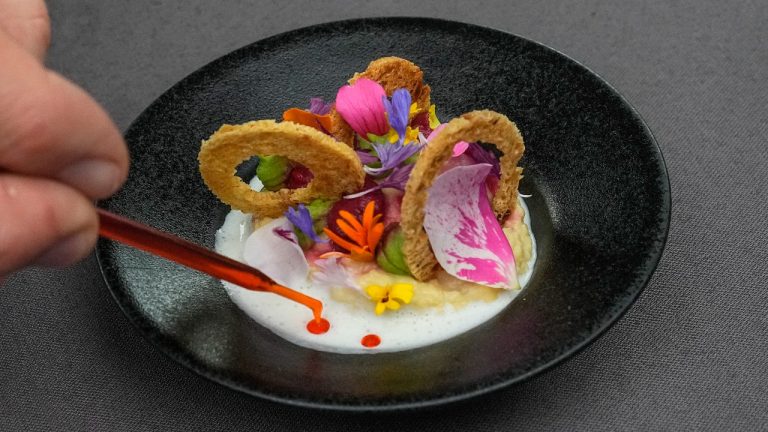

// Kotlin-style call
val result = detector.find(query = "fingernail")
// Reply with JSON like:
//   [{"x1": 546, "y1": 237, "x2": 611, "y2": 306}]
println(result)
[
  {"x1": 58, "y1": 159, "x2": 121, "y2": 198},
  {"x1": 35, "y1": 233, "x2": 93, "y2": 267}
]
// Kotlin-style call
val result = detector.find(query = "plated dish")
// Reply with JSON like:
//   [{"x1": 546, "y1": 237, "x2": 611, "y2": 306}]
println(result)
[
  {"x1": 199, "y1": 57, "x2": 537, "y2": 353},
  {"x1": 97, "y1": 18, "x2": 669, "y2": 409}
]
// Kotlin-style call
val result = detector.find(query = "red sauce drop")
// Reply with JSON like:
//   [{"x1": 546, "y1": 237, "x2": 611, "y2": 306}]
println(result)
[
  {"x1": 361, "y1": 334, "x2": 381, "y2": 348},
  {"x1": 306, "y1": 318, "x2": 330, "y2": 335}
]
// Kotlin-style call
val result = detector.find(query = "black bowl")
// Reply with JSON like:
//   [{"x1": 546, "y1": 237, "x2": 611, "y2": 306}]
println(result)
[{"x1": 97, "y1": 17, "x2": 670, "y2": 410}]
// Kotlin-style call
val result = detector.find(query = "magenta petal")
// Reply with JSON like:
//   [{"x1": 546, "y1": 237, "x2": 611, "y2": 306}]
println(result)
[
  {"x1": 452, "y1": 141, "x2": 470, "y2": 156},
  {"x1": 357, "y1": 79, "x2": 388, "y2": 134},
  {"x1": 335, "y1": 78, "x2": 388, "y2": 137},
  {"x1": 335, "y1": 85, "x2": 367, "y2": 136},
  {"x1": 428, "y1": 124, "x2": 471, "y2": 157},
  {"x1": 243, "y1": 218, "x2": 309, "y2": 288},
  {"x1": 423, "y1": 164, "x2": 518, "y2": 289},
  {"x1": 427, "y1": 124, "x2": 446, "y2": 140}
]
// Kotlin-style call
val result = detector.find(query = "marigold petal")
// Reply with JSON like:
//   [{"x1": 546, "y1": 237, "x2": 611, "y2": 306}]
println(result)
[
  {"x1": 367, "y1": 222, "x2": 384, "y2": 251},
  {"x1": 350, "y1": 249, "x2": 374, "y2": 262},
  {"x1": 363, "y1": 201, "x2": 375, "y2": 229},
  {"x1": 337, "y1": 219, "x2": 365, "y2": 245},
  {"x1": 324, "y1": 228, "x2": 360, "y2": 252},
  {"x1": 338, "y1": 210, "x2": 363, "y2": 231}
]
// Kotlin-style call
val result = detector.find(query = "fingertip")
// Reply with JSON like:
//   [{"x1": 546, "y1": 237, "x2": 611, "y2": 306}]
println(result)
[
  {"x1": 43, "y1": 71, "x2": 130, "y2": 198},
  {"x1": 57, "y1": 158, "x2": 126, "y2": 200},
  {"x1": 0, "y1": 174, "x2": 99, "y2": 274},
  {"x1": 33, "y1": 227, "x2": 98, "y2": 267}
]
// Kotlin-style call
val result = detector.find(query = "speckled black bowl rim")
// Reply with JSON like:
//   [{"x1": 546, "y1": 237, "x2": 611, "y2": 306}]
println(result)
[{"x1": 97, "y1": 17, "x2": 671, "y2": 411}]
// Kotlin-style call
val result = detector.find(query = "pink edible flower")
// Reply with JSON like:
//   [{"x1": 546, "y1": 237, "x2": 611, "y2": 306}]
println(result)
[
  {"x1": 428, "y1": 124, "x2": 470, "y2": 157},
  {"x1": 335, "y1": 78, "x2": 389, "y2": 137}
]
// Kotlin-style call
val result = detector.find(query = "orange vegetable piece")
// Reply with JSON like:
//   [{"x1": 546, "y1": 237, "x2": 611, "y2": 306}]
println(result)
[{"x1": 283, "y1": 108, "x2": 333, "y2": 133}]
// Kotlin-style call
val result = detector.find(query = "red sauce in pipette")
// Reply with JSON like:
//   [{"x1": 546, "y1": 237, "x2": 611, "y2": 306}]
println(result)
[{"x1": 96, "y1": 209, "x2": 328, "y2": 326}]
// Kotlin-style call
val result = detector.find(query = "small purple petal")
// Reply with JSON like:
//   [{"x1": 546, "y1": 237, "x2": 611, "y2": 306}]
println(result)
[
  {"x1": 285, "y1": 204, "x2": 321, "y2": 242},
  {"x1": 356, "y1": 150, "x2": 379, "y2": 165},
  {"x1": 308, "y1": 97, "x2": 331, "y2": 115},
  {"x1": 378, "y1": 164, "x2": 414, "y2": 191},
  {"x1": 345, "y1": 164, "x2": 415, "y2": 199},
  {"x1": 382, "y1": 88, "x2": 411, "y2": 140},
  {"x1": 364, "y1": 141, "x2": 424, "y2": 175},
  {"x1": 466, "y1": 143, "x2": 501, "y2": 177}
]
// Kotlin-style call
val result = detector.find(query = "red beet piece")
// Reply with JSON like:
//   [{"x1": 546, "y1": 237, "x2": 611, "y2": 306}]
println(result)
[
  {"x1": 326, "y1": 177, "x2": 386, "y2": 248},
  {"x1": 285, "y1": 164, "x2": 314, "y2": 189},
  {"x1": 410, "y1": 111, "x2": 432, "y2": 136}
]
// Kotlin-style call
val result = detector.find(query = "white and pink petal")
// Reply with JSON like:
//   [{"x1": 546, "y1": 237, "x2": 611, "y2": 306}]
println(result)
[
  {"x1": 423, "y1": 164, "x2": 518, "y2": 289},
  {"x1": 243, "y1": 218, "x2": 309, "y2": 288}
]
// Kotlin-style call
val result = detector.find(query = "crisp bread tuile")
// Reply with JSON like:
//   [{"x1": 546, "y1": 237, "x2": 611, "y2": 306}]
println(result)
[
  {"x1": 349, "y1": 57, "x2": 432, "y2": 112},
  {"x1": 400, "y1": 110, "x2": 525, "y2": 282},
  {"x1": 328, "y1": 107, "x2": 355, "y2": 147},
  {"x1": 198, "y1": 120, "x2": 365, "y2": 218}
]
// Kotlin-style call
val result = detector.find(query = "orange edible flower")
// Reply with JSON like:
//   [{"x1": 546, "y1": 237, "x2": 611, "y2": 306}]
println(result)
[
  {"x1": 323, "y1": 201, "x2": 384, "y2": 262},
  {"x1": 283, "y1": 108, "x2": 333, "y2": 133}
]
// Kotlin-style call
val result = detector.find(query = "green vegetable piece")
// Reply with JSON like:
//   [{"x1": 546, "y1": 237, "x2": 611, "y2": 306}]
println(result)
[
  {"x1": 306, "y1": 199, "x2": 333, "y2": 221},
  {"x1": 256, "y1": 155, "x2": 289, "y2": 191},
  {"x1": 295, "y1": 230, "x2": 314, "y2": 251},
  {"x1": 376, "y1": 226, "x2": 410, "y2": 275}
]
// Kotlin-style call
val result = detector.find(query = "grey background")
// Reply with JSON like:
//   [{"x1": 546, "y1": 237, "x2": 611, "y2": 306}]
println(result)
[{"x1": 1, "y1": 0, "x2": 766, "y2": 430}]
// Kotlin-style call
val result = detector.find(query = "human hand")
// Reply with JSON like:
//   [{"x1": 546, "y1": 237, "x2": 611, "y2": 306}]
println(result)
[{"x1": 0, "y1": 0, "x2": 129, "y2": 279}]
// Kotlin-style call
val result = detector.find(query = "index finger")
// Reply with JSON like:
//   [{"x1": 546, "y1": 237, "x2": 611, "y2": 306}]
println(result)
[{"x1": 0, "y1": 30, "x2": 129, "y2": 199}]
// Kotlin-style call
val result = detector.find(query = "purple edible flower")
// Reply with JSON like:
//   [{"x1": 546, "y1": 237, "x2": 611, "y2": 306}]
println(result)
[
  {"x1": 382, "y1": 88, "x2": 411, "y2": 141},
  {"x1": 377, "y1": 164, "x2": 415, "y2": 191},
  {"x1": 308, "y1": 97, "x2": 331, "y2": 115},
  {"x1": 345, "y1": 164, "x2": 415, "y2": 199},
  {"x1": 364, "y1": 141, "x2": 424, "y2": 176},
  {"x1": 466, "y1": 143, "x2": 501, "y2": 178},
  {"x1": 285, "y1": 204, "x2": 322, "y2": 242},
  {"x1": 356, "y1": 150, "x2": 379, "y2": 165}
]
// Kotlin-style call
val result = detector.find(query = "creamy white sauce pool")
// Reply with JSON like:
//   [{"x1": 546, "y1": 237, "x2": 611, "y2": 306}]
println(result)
[{"x1": 215, "y1": 180, "x2": 536, "y2": 354}]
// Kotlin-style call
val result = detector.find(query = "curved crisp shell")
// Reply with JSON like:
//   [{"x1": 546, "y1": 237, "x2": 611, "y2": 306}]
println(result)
[
  {"x1": 198, "y1": 120, "x2": 365, "y2": 218},
  {"x1": 400, "y1": 110, "x2": 525, "y2": 281},
  {"x1": 328, "y1": 107, "x2": 355, "y2": 148},
  {"x1": 349, "y1": 56, "x2": 432, "y2": 112}
]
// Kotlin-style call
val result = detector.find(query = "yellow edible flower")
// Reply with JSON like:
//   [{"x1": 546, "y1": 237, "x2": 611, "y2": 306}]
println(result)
[
  {"x1": 387, "y1": 126, "x2": 420, "y2": 145},
  {"x1": 408, "y1": 102, "x2": 419, "y2": 119},
  {"x1": 365, "y1": 283, "x2": 414, "y2": 315},
  {"x1": 428, "y1": 104, "x2": 440, "y2": 129}
]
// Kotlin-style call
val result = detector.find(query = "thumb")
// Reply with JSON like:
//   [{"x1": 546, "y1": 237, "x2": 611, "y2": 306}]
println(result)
[{"x1": 0, "y1": 0, "x2": 50, "y2": 61}]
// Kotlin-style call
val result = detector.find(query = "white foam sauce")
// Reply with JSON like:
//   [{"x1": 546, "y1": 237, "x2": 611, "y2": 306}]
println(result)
[{"x1": 215, "y1": 179, "x2": 536, "y2": 354}]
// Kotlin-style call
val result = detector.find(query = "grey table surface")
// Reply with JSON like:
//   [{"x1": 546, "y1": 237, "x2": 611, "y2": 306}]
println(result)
[{"x1": 2, "y1": 0, "x2": 767, "y2": 430}]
